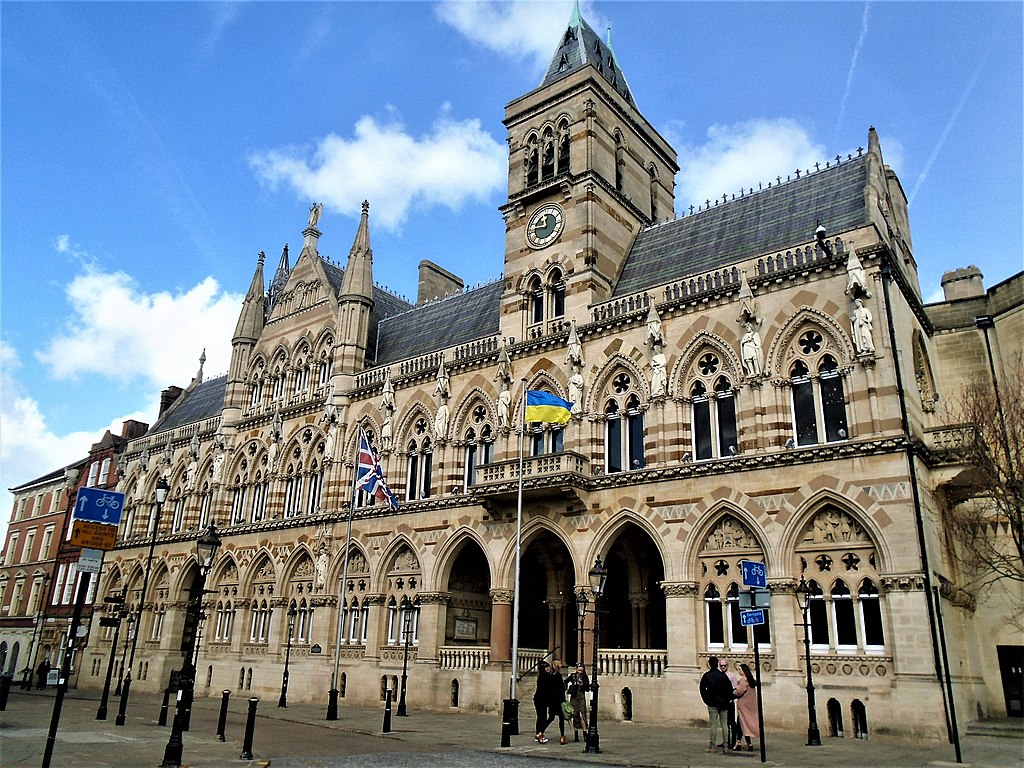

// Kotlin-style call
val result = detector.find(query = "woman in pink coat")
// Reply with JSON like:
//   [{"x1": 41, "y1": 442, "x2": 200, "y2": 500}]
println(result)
[{"x1": 732, "y1": 663, "x2": 761, "y2": 751}]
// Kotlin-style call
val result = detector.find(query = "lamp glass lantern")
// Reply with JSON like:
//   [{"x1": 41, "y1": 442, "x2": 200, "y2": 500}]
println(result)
[
  {"x1": 195, "y1": 524, "x2": 222, "y2": 574},
  {"x1": 155, "y1": 477, "x2": 170, "y2": 504},
  {"x1": 588, "y1": 557, "x2": 607, "y2": 599},
  {"x1": 576, "y1": 593, "x2": 589, "y2": 621}
]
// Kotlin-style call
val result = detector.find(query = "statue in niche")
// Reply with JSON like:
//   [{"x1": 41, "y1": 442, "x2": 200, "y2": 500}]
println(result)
[
  {"x1": 845, "y1": 247, "x2": 871, "y2": 297},
  {"x1": 740, "y1": 322, "x2": 764, "y2": 377},
  {"x1": 315, "y1": 543, "x2": 329, "y2": 592},
  {"x1": 381, "y1": 416, "x2": 393, "y2": 451},
  {"x1": 495, "y1": 339, "x2": 513, "y2": 385},
  {"x1": 185, "y1": 456, "x2": 198, "y2": 490},
  {"x1": 643, "y1": 304, "x2": 664, "y2": 348},
  {"x1": 852, "y1": 298, "x2": 875, "y2": 354},
  {"x1": 567, "y1": 364, "x2": 584, "y2": 415},
  {"x1": 212, "y1": 451, "x2": 224, "y2": 482},
  {"x1": 497, "y1": 380, "x2": 512, "y2": 429},
  {"x1": 650, "y1": 342, "x2": 668, "y2": 398},
  {"x1": 434, "y1": 401, "x2": 450, "y2": 440},
  {"x1": 323, "y1": 423, "x2": 336, "y2": 461}
]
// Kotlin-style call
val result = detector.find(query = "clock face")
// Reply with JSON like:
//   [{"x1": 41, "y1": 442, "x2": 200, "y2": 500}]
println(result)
[{"x1": 526, "y1": 203, "x2": 565, "y2": 249}]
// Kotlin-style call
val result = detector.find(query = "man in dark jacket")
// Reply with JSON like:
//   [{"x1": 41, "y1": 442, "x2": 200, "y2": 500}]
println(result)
[{"x1": 699, "y1": 656, "x2": 734, "y2": 754}]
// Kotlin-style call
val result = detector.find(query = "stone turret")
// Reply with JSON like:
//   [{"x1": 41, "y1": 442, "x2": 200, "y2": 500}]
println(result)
[
  {"x1": 335, "y1": 201, "x2": 376, "y2": 373},
  {"x1": 225, "y1": 251, "x2": 267, "y2": 419}
]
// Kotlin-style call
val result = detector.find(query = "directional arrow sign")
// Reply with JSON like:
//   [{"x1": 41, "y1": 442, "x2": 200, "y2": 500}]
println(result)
[
  {"x1": 740, "y1": 560, "x2": 767, "y2": 589},
  {"x1": 740, "y1": 608, "x2": 766, "y2": 627},
  {"x1": 74, "y1": 487, "x2": 126, "y2": 525}
]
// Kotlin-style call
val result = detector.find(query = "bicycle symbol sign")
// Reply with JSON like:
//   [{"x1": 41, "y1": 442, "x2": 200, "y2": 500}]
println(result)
[
  {"x1": 740, "y1": 560, "x2": 767, "y2": 588},
  {"x1": 74, "y1": 487, "x2": 126, "y2": 525}
]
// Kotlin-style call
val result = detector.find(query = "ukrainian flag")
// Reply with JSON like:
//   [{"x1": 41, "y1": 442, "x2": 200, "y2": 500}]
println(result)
[{"x1": 526, "y1": 390, "x2": 573, "y2": 424}]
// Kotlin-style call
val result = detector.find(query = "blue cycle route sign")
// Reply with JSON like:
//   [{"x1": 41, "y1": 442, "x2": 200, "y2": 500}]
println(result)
[
  {"x1": 740, "y1": 560, "x2": 767, "y2": 589},
  {"x1": 740, "y1": 608, "x2": 766, "y2": 627},
  {"x1": 74, "y1": 487, "x2": 126, "y2": 525}
]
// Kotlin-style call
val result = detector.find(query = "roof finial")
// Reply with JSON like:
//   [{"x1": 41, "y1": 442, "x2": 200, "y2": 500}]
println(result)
[
  {"x1": 362, "y1": 199, "x2": 370, "y2": 216},
  {"x1": 570, "y1": 0, "x2": 582, "y2": 26}
]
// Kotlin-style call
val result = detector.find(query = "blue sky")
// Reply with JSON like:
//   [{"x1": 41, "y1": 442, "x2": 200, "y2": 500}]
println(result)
[{"x1": 2, "y1": 1, "x2": 1022, "y2": 538}]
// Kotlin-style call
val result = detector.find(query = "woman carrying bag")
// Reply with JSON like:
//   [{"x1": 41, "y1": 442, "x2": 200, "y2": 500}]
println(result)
[
  {"x1": 732, "y1": 662, "x2": 761, "y2": 751},
  {"x1": 566, "y1": 663, "x2": 590, "y2": 744}
]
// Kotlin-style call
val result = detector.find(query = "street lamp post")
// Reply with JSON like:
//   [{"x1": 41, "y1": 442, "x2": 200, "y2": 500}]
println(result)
[
  {"x1": 575, "y1": 593, "x2": 588, "y2": 666},
  {"x1": 161, "y1": 524, "x2": 222, "y2": 768},
  {"x1": 584, "y1": 557, "x2": 607, "y2": 754},
  {"x1": 278, "y1": 605, "x2": 298, "y2": 707},
  {"x1": 114, "y1": 614, "x2": 134, "y2": 696},
  {"x1": 96, "y1": 590, "x2": 128, "y2": 720},
  {"x1": 795, "y1": 577, "x2": 822, "y2": 746},
  {"x1": 397, "y1": 598, "x2": 413, "y2": 717},
  {"x1": 117, "y1": 476, "x2": 169, "y2": 726}
]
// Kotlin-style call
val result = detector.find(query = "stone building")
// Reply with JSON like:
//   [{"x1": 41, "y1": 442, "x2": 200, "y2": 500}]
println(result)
[{"x1": 80, "y1": 6, "x2": 1022, "y2": 737}]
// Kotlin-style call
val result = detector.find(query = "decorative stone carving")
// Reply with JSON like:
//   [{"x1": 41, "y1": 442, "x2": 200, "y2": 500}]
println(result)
[
  {"x1": 307, "y1": 202, "x2": 323, "y2": 229},
  {"x1": 565, "y1": 320, "x2": 584, "y2": 368},
  {"x1": 740, "y1": 322, "x2": 764, "y2": 377},
  {"x1": 416, "y1": 591, "x2": 451, "y2": 606},
  {"x1": 702, "y1": 516, "x2": 757, "y2": 551},
  {"x1": 490, "y1": 589, "x2": 514, "y2": 604},
  {"x1": 852, "y1": 298, "x2": 875, "y2": 354},
  {"x1": 497, "y1": 380, "x2": 512, "y2": 429},
  {"x1": 255, "y1": 559, "x2": 276, "y2": 582},
  {"x1": 434, "y1": 401, "x2": 450, "y2": 440},
  {"x1": 660, "y1": 581, "x2": 699, "y2": 597},
  {"x1": 650, "y1": 342, "x2": 668, "y2": 398},
  {"x1": 845, "y1": 247, "x2": 871, "y2": 298},
  {"x1": 495, "y1": 338, "x2": 513, "y2": 384},
  {"x1": 807, "y1": 508, "x2": 868, "y2": 545},
  {"x1": 643, "y1": 304, "x2": 664, "y2": 348},
  {"x1": 567, "y1": 364, "x2": 584, "y2": 414},
  {"x1": 391, "y1": 547, "x2": 419, "y2": 573},
  {"x1": 434, "y1": 357, "x2": 451, "y2": 400}
]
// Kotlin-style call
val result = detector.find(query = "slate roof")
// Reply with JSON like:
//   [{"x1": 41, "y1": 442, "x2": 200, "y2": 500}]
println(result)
[
  {"x1": 320, "y1": 259, "x2": 415, "y2": 364},
  {"x1": 614, "y1": 155, "x2": 870, "y2": 297},
  {"x1": 150, "y1": 375, "x2": 227, "y2": 433},
  {"x1": 374, "y1": 281, "x2": 503, "y2": 366},
  {"x1": 541, "y1": 5, "x2": 634, "y2": 107}
]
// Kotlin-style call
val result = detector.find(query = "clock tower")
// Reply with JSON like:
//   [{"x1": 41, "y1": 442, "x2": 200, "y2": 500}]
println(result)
[{"x1": 499, "y1": 3, "x2": 678, "y2": 343}]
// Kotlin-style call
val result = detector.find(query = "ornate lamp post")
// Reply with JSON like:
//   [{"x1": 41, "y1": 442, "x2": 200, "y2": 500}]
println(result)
[
  {"x1": 117, "y1": 476, "x2": 169, "y2": 726},
  {"x1": 397, "y1": 597, "x2": 413, "y2": 717},
  {"x1": 584, "y1": 557, "x2": 607, "y2": 754},
  {"x1": 795, "y1": 576, "x2": 822, "y2": 746},
  {"x1": 161, "y1": 524, "x2": 222, "y2": 768},
  {"x1": 278, "y1": 604, "x2": 298, "y2": 707},
  {"x1": 576, "y1": 592, "x2": 589, "y2": 666}
]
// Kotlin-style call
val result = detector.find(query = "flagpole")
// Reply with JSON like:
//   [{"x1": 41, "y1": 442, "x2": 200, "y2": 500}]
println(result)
[
  {"x1": 327, "y1": 427, "x2": 361, "y2": 720},
  {"x1": 510, "y1": 378, "x2": 527, "y2": 704}
]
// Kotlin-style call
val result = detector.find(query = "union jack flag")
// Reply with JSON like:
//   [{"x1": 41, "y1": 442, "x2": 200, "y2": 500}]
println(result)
[{"x1": 355, "y1": 427, "x2": 399, "y2": 509}]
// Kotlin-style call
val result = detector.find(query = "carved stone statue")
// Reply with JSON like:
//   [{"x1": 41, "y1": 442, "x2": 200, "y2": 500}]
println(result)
[
  {"x1": 381, "y1": 416, "x2": 393, "y2": 451},
  {"x1": 307, "y1": 202, "x2": 323, "y2": 229},
  {"x1": 434, "y1": 401, "x2": 450, "y2": 440},
  {"x1": 741, "y1": 322, "x2": 764, "y2": 377},
  {"x1": 323, "y1": 424, "x2": 336, "y2": 461},
  {"x1": 567, "y1": 364, "x2": 584, "y2": 415},
  {"x1": 380, "y1": 368, "x2": 395, "y2": 413},
  {"x1": 650, "y1": 343, "x2": 668, "y2": 398},
  {"x1": 852, "y1": 298, "x2": 875, "y2": 354},
  {"x1": 497, "y1": 381, "x2": 512, "y2": 429},
  {"x1": 434, "y1": 358, "x2": 450, "y2": 399},
  {"x1": 495, "y1": 339, "x2": 513, "y2": 384},
  {"x1": 644, "y1": 304, "x2": 664, "y2": 348}
]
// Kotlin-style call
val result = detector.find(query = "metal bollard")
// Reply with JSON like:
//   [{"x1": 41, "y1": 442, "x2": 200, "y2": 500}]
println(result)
[
  {"x1": 239, "y1": 697, "x2": 258, "y2": 760},
  {"x1": 158, "y1": 687, "x2": 171, "y2": 726},
  {"x1": 216, "y1": 689, "x2": 230, "y2": 742},
  {"x1": 0, "y1": 674, "x2": 13, "y2": 711},
  {"x1": 382, "y1": 689, "x2": 392, "y2": 733},
  {"x1": 500, "y1": 698, "x2": 518, "y2": 747}
]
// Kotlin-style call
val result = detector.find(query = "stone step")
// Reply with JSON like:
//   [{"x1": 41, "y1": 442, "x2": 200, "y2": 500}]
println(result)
[{"x1": 965, "y1": 719, "x2": 1024, "y2": 738}]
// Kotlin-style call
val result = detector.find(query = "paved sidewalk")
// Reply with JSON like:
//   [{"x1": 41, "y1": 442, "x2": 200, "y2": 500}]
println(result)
[{"x1": 1, "y1": 687, "x2": 1020, "y2": 768}]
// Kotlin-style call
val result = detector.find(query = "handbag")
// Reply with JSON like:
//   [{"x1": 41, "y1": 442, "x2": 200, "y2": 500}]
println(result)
[{"x1": 561, "y1": 700, "x2": 575, "y2": 720}]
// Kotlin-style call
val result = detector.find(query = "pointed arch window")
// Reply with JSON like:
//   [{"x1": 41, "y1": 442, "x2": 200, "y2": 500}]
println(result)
[
  {"x1": 464, "y1": 428, "x2": 478, "y2": 487},
  {"x1": 649, "y1": 166, "x2": 659, "y2": 221},
  {"x1": 305, "y1": 461, "x2": 323, "y2": 515},
  {"x1": 525, "y1": 136, "x2": 539, "y2": 186},
  {"x1": 704, "y1": 583, "x2": 724, "y2": 647},
  {"x1": 832, "y1": 579, "x2": 857, "y2": 649},
  {"x1": 541, "y1": 128, "x2": 555, "y2": 180},
  {"x1": 806, "y1": 580, "x2": 829, "y2": 648},
  {"x1": 819, "y1": 355, "x2": 848, "y2": 441},
  {"x1": 790, "y1": 331, "x2": 849, "y2": 446},
  {"x1": 690, "y1": 354, "x2": 739, "y2": 459},
  {"x1": 406, "y1": 434, "x2": 433, "y2": 501},
  {"x1": 550, "y1": 269, "x2": 565, "y2": 318},
  {"x1": 231, "y1": 481, "x2": 248, "y2": 525},
  {"x1": 557, "y1": 121, "x2": 570, "y2": 174},
  {"x1": 529, "y1": 277, "x2": 544, "y2": 325},
  {"x1": 859, "y1": 580, "x2": 885, "y2": 649},
  {"x1": 199, "y1": 483, "x2": 212, "y2": 528},
  {"x1": 791, "y1": 359, "x2": 819, "y2": 446},
  {"x1": 282, "y1": 467, "x2": 304, "y2": 518},
  {"x1": 249, "y1": 476, "x2": 268, "y2": 522}
]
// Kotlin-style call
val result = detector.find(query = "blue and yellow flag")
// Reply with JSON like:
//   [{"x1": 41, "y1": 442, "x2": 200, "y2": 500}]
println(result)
[{"x1": 526, "y1": 390, "x2": 573, "y2": 425}]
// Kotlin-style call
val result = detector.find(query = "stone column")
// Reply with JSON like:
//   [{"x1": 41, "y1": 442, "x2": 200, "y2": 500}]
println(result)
[
  {"x1": 629, "y1": 593, "x2": 649, "y2": 647},
  {"x1": 414, "y1": 592, "x2": 450, "y2": 664},
  {"x1": 768, "y1": 580, "x2": 800, "y2": 673},
  {"x1": 662, "y1": 582, "x2": 699, "y2": 669},
  {"x1": 489, "y1": 589, "x2": 513, "y2": 662},
  {"x1": 362, "y1": 594, "x2": 385, "y2": 662},
  {"x1": 548, "y1": 597, "x2": 566, "y2": 659}
]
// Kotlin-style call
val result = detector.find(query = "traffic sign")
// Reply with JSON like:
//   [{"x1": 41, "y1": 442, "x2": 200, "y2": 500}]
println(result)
[
  {"x1": 70, "y1": 520, "x2": 118, "y2": 551},
  {"x1": 740, "y1": 560, "x2": 767, "y2": 589},
  {"x1": 78, "y1": 547, "x2": 103, "y2": 574},
  {"x1": 738, "y1": 588, "x2": 771, "y2": 610},
  {"x1": 740, "y1": 608, "x2": 766, "y2": 626},
  {"x1": 74, "y1": 487, "x2": 126, "y2": 525}
]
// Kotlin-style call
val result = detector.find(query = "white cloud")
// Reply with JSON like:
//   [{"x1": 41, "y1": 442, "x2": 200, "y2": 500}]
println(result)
[
  {"x1": 675, "y1": 119, "x2": 827, "y2": 211},
  {"x1": 248, "y1": 110, "x2": 507, "y2": 230},
  {"x1": 35, "y1": 263, "x2": 240, "y2": 387},
  {"x1": 435, "y1": 0, "x2": 584, "y2": 72},
  {"x1": 0, "y1": 342, "x2": 148, "y2": 542}
]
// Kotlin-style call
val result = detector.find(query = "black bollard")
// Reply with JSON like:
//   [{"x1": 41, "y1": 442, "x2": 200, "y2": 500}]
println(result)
[
  {"x1": 216, "y1": 690, "x2": 230, "y2": 742},
  {"x1": 382, "y1": 689, "x2": 392, "y2": 733},
  {"x1": 500, "y1": 698, "x2": 516, "y2": 747},
  {"x1": 158, "y1": 687, "x2": 171, "y2": 726},
  {"x1": 0, "y1": 673, "x2": 13, "y2": 711},
  {"x1": 239, "y1": 697, "x2": 258, "y2": 760}
]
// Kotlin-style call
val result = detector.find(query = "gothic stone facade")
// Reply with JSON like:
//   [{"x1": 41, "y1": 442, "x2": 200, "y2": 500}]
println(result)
[{"x1": 79, "y1": 9, "x2": 1022, "y2": 738}]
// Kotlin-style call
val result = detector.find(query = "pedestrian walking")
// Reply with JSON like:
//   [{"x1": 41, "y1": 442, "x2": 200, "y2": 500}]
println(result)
[
  {"x1": 548, "y1": 660, "x2": 568, "y2": 744},
  {"x1": 533, "y1": 660, "x2": 556, "y2": 743},
  {"x1": 566, "y1": 663, "x2": 590, "y2": 743},
  {"x1": 36, "y1": 658, "x2": 51, "y2": 689},
  {"x1": 699, "y1": 655, "x2": 734, "y2": 755},
  {"x1": 720, "y1": 658, "x2": 739, "y2": 746},
  {"x1": 732, "y1": 662, "x2": 761, "y2": 751}
]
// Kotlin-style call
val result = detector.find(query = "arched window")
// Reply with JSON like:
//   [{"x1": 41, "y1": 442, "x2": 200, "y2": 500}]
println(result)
[
  {"x1": 550, "y1": 269, "x2": 565, "y2": 318},
  {"x1": 704, "y1": 583, "x2": 723, "y2": 647},
  {"x1": 529, "y1": 276, "x2": 544, "y2": 325},
  {"x1": 406, "y1": 428, "x2": 433, "y2": 501},
  {"x1": 282, "y1": 465, "x2": 304, "y2": 518},
  {"x1": 790, "y1": 329, "x2": 849, "y2": 446},
  {"x1": 614, "y1": 133, "x2": 624, "y2": 192},
  {"x1": 604, "y1": 372, "x2": 645, "y2": 473},
  {"x1": 541, "y1": 128, "x2": 555, "y2": 180},
  {"x1": 305, "y1": 460, "x2": 323, "y2": 515},
  {"x1": 859, "y1": 579, "x2": 884, "y2": 649},
  {"x1": 249, "y1": 474, "x2": 268, "y2": 522},
  {"x1": 198, "y1": 483, "x2": 213, "y2": 528},
  {"x1": 464, "y1": 428, "x2": 478, "y2": 487},
  {"x1": 832, "y1": 579, "x2": 856, "y2": 649},
  {"x1": 806, "y1": 580, "x2": 828, "y2": 648},
  {"x1": 689, "y1": 350, "x2": 740, "y2": 459},
  {"x1": 479, "y1": 425, "x2": 494, "y2": 465},
  {"x1": 525, "y1": 136, "x2": 539, "y2": 186},
  {"x1": 557, "y1": 120, "x2": 570, "y2": 174}
]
